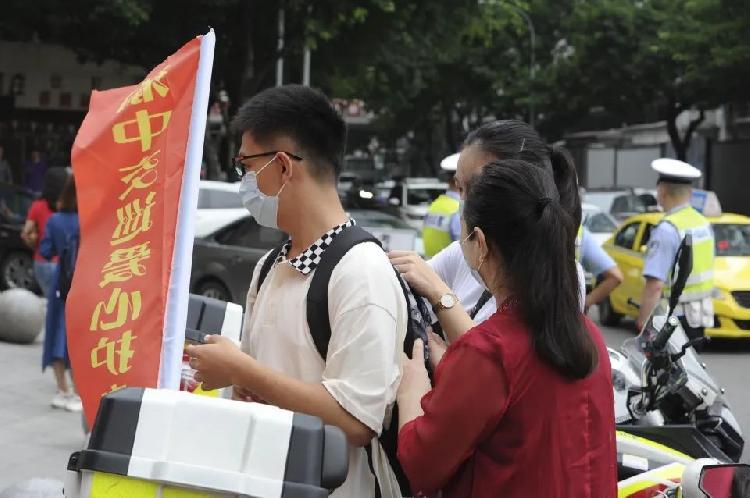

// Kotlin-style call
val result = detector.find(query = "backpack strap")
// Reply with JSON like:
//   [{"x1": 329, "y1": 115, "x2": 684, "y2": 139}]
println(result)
[
  {"x1": 255, "y1": 243, "x2": 287, "y2": 294},
  {"x1": 306, "y1": 226, "x2": 380, "y2": 359}
]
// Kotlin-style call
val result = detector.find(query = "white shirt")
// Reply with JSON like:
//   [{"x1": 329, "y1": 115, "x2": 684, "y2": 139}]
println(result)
[
  {"x1": 242, "y1": 241, "x2": 407, "y2": 498},
  {"x1": 428, "y1": 241, "x2": 587, "y2": 325}
]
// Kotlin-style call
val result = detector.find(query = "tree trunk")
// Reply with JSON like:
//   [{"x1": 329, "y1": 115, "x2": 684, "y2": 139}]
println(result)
[{"x1": 665, "y1": 98, "x2": 705, "y2": 161}]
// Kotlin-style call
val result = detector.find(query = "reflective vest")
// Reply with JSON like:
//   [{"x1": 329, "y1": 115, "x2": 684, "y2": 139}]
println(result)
[
  {"x1": 423, "y1": 194, "x2": 460, "y2": 257},
  {"x1": 575, "y1": 224, "x2": 584, "y2": 262},
  {"x1": 662, "y1": 206, "x2": 715, "y2": 303}
]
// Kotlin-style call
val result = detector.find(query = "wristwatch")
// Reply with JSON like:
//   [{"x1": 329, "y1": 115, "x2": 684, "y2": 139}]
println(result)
[{"x1": 433, "y1": 292, "x2": 459, "y2": 313}]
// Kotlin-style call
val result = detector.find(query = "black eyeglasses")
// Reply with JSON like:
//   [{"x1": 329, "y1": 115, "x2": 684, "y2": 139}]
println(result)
[{"x1": 232, "y1": 151, "x2": 303, "y2": 177}]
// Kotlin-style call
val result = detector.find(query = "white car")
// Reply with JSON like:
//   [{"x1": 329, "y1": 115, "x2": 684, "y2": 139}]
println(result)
[
  {"x1": 195, "y1": 180, "x2": 246, "y2": 237},
  {"x1": 582, "y1": 203, "x2": 618, "y2": 246},
  {"x1": 386, "y1": 178, "x2": 448, "y2": 231}
]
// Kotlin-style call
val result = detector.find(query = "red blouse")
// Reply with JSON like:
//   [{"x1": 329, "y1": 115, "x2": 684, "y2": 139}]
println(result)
[{"x1": 397, "y1": 308, "x2": 617, "y2": 498}]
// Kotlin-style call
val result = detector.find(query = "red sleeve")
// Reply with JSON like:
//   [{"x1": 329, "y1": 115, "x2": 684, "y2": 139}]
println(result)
[
  {"x1": 397, "y1": 342, "x2": 509, "y2": 493},
  {"x1": 26, "y1": 200, "x2": 40, "y2": 223}
]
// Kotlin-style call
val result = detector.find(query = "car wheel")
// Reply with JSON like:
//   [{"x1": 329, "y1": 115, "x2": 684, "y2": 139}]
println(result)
[
  {"x1": 195, "y1": 279, "x2": 232, "y2": 302},
  {"x1": 599, "y1": 296, "x2": 622, "y2": 327},
  {"x1": 0, "y1": 251, "x2": 37, "y2": 292}
]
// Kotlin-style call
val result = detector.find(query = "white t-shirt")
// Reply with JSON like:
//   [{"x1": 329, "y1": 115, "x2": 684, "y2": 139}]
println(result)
[
  {"x1": 428, "y1": 241, "x2": 586, "y2": 325},
  {"x1": 242, "y1": 242, "x2": 407, "y2": 498}
]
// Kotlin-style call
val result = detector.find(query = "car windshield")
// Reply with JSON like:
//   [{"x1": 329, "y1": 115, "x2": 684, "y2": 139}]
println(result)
[
  {"x1": 713, "y1": 223, "x2": 750, "y2": 257},
  {"x1": 583, "y1": 192, "x2": 619, "y2": 213},
  {"x1": 197, "y1": 187, "x2": 242, "y2": 209},
  {"x1": 585, "y1": 212, "x2": 618, "y2": 233},
  {"x1": 405, "y1": 187, "x2": 444, "y2": 207}
]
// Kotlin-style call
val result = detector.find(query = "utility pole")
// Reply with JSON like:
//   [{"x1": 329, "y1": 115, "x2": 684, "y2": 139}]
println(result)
[{"x1": 276, "y1": 8, "x2": 285, "y2": 87}]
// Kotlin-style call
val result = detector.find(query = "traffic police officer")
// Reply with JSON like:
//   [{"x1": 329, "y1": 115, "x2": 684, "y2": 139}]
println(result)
[
  {"x1": 637, "y1": 158, "x2": 715, "y2": 342},
  {"x1": 423, "y1": 152, "x2": 461, "y2": 257}
]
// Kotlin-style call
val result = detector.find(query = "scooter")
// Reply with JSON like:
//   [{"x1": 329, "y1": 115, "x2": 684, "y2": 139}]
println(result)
[{"x1": 609, "y1": 235, "x2": 744, "y2": 475}]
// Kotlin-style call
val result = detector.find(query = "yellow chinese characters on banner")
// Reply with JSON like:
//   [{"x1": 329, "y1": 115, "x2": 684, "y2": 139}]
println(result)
[{"x1": 67, "y1": 37, "x2": 201, "y2": 427}]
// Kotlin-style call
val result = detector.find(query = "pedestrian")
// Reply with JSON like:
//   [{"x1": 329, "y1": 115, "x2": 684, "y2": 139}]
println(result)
[
  {"x1": 0, "y1": 145, "x2": 13, "y2": 184},
  {"x1": 39, "y1": 174, "x2": 81, "y2": 412},
  {"x1": 580, "y1": 226, "x2": 624, "y2": 311},
  {"x1": 637, "y1": 158, "x2": 715, "y2": 342},
  {"x1": 22, "y1": 168, "x2": 68, "y2": 298},
  {"x1": 186, "y1": 85, "x2": 407, "y2": 497},
  {"x1": 24, "y1": 149, "x2": 49, "y2": 194},
  {"x1": 390, "y1": 119, "x2": 586, "y2": 343},
  {"x1": 422, "y1": 152, "x2": 461, "y2": 257},
  {"x1": 397, "y1": 160, "x2": 617, "y2": 498}
]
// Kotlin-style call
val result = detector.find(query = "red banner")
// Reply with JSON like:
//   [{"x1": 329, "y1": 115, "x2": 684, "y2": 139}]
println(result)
[{"x1": 68, "y1": 38, "x2": 202, "y2": 426}]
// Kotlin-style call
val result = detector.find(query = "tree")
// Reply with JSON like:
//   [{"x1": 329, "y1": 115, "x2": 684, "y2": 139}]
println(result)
[{"x1": 544, "y1": 0, "x2": 750, "y2": 159}]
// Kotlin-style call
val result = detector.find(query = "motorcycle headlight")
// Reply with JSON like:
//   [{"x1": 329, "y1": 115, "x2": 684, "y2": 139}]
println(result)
[{"x1": 612, "y1": 370, "x2": 627, "y2": 392}]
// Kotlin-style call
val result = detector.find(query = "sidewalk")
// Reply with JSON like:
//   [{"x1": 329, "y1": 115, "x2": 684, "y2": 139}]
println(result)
[{"x1": 0, "y1": 336, "x2": 84, "y2": 490}]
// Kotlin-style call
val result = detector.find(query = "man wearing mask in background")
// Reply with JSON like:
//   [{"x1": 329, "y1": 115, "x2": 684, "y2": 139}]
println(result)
[
  {"x1": 187, "y1": 85, "x2": 407, "y2": 497},
  {"x1": 422, "y1": 152, "x2": 461, "y2": 257}
]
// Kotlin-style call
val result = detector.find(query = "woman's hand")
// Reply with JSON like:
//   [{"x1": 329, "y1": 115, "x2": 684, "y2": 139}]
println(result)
[
  {"x1": 232, "y1": 385, "x2": 267, "y2": 404},
  {"x1": 389, "y1": 251, "x2": 451, "y2": 305},
  {"x1": 398, "y1": 340, "x2": 432, "y2": 402},
  {"x1": 427, "y1": 329, "x2": 448, "y2": 371},
  {"x1": 186, "y1": 335, "x2": 249, "y2": 391}
]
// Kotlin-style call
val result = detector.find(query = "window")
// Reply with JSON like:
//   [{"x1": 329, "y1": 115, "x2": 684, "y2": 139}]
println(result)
[
  {"x1": 639, "y1": 223, "x2": 655, "y2": 250},
  {"x1": 215, "y1": 218, "x2": 286, "y2": 250},
  {"x1": 197, "y1": 187, "x2": 242, "y2": 209},
  {"x1": 406, "y1": 187, "x2": 444, "y2": 206},
  {"x1": 10, "y1": 74, "x2": 25, "y2": 96},
  {"x1": 713, "y1": 224, "x2": 750, "y2": 257},
  {"x1": 614, "y1": 222, "x2": 640, "y2": 250},
  {"x1": 586, "y1": 213, "x2": 617, "y2": 234}
]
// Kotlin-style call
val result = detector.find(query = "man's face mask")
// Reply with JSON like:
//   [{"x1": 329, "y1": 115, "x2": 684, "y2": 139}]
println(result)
[{"x1": 238, "y1": 155, "x2": 288, "y2": 229}]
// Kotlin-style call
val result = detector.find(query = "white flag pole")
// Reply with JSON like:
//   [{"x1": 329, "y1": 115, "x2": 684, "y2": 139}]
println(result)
[{"x1": 159, "y1": 29, "x2": 216, "y2": 388}]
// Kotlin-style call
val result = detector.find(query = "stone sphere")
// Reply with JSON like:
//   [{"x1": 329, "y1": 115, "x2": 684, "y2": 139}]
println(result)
[
  {"x1": 0, "y1": 478, "x2": 64, "y2": 498},
  {"x1": 0, "y1": 288, "x2": 45, "y2": 344}
]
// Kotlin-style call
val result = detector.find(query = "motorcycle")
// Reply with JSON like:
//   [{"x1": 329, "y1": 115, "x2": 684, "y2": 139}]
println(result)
[
  {"x1": 609, "y1": 234, "x2": 744, "y2": 478},
  {"x1": 618, "y1": 459, "x2": 750, "y2": 498}
]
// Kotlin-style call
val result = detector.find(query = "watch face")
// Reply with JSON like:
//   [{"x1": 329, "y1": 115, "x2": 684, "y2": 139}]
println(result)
[{"x1": 440, "y1": 294, "x2": 456, "y2": 308}]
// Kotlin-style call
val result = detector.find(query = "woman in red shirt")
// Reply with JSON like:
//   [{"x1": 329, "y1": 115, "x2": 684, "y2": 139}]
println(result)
[{"x1": 396, "y1": 160, "x2": 617, "y2": 498}]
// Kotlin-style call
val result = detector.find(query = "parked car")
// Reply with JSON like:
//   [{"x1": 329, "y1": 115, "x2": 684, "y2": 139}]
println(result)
[
  {"x1": 583, "y1": 187, "x2": 658, "y2": 222},
  {"x1": 191, "y1": 210, "x2": 424, "y2": 305},
  {"x1": 600, "y1": 211, "x2": 750, "y2": 339},
  {"x1": 582, "y1": 203, "x2": 619, "y2": 246},
  {"x1": 0, "y1": 182, "x2": 36, "y2": 292},
  {"x1": 387, "y1": 177, "x2": 447, "y2": 231},
  {"x1": 195, "y1": 180, "x2": 246, "y2": 238}
]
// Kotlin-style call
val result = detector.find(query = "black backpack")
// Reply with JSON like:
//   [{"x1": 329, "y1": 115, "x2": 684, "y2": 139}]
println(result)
[
  {"x1": 256, "y1": 225, "x2": 432, "y2": 497},
  {"x1": 57, "y1": 231, "x2": 79, "y2": 301}
]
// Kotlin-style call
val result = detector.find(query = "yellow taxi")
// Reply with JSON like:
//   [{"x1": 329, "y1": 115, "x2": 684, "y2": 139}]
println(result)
[{"x1": 599, "y1": 212, "x2": 750, "y2": 338}]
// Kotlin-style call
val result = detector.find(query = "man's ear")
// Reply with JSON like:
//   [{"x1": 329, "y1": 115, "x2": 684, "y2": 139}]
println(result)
[{"x1": 276, "y1": 151, "x2": 295, "y2": 183}]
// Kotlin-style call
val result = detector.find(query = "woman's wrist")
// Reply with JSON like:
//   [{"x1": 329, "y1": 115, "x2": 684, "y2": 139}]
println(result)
[{"x1": 427, "y1": 281, "x2": 453, "y2": 307}]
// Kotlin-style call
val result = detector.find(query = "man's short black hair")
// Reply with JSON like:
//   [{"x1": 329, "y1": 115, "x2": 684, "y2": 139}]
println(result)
[{"x1": 231, "y1": 85, "x2": 346, "y2": 182}]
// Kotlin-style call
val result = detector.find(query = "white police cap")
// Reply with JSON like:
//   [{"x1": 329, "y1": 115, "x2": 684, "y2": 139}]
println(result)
[
  {"x1": 440, "y1": 152, "x2": 460, "y2": 172},
  {"x1": 651, "y1": 158, "x2": 701, "y2": 184}
]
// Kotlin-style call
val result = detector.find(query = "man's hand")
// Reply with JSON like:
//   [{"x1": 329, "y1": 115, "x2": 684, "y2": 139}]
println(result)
[
  {"x1": 389, "y1": 250, "x2": 450, "y2": 304},
  {"x1": 637, "y1": 277, "x2": 664, "y2": 333},
  {"x1": 186, "y1": 335, "x2": 248, "y2": 391}
]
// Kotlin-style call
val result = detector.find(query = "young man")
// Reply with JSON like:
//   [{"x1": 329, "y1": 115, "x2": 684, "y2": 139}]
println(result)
[{"x1": 188, "y1": 85, "x2": 406, "y2": 497}]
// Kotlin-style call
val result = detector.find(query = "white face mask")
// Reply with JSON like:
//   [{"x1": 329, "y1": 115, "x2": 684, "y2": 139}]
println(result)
[
  {"x1": 460, "y1": 228, "x2": 487, "y2": 289},
  {"x1": 238, "y1": 156, "x2": 287, "y2": 229}
]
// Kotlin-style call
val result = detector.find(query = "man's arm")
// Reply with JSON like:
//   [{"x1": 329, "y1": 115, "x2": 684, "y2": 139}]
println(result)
[
  {"x1": 586, "y1": 266, "x2": 624, "y2": 310},
  {"x1": 232, "y1": 357, "x2": 376, "y2": 447},
  {"x1": 638, "y1": 277, "x2": 664, "y2": 330}
]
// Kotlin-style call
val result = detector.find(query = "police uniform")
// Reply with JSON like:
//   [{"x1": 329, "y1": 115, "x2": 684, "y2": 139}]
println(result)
[
  {"x1": 423, "y1": 153, "x2": 461, "y2": 257},
  {"x1": 643, "y1": 158, "x2": 715, "y2": 340},
  {"x1": 580, "y1": 227, "x2": 617, "y2": 278}
]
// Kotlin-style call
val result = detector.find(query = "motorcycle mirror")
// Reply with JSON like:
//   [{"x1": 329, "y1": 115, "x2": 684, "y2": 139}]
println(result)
[
  {"x1": 699, "y1": 464, "x2": 750, "y2": 498},
  {"x1": 669, "y1": 234, "x2": 693, "y2": 316}
]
